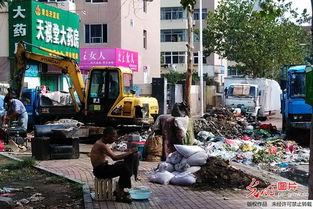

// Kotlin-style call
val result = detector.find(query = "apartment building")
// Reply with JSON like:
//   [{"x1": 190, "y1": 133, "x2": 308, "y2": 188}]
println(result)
[
  {"x1": 160, "y1": 0, "x2": 227, "y2": 85},
  {"x1": 76, "y1": 0, "x2": 160, "y2": 84},
  {"x1": 0, "y1": 0, "x2": 160, "y2": 87}
]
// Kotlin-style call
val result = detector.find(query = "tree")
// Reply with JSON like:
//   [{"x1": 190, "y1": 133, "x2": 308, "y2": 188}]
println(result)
[
  {"x1": 0, "y1": 0, "x2": 7, "y2": 8},
  {"x1": 203, "y1": 0, "x2": 310, "y2": 79},
  {"x1": 180, "y1": 0, "x2": 196, "y2": 117}
]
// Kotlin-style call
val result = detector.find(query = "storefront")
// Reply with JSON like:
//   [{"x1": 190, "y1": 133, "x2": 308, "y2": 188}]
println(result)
[
  {"x1": 79, "y1": 47, "x2": 138, "y2": 80},
  {"x1": 8, "y1": 0, "x2": 80, "y2": 91}
]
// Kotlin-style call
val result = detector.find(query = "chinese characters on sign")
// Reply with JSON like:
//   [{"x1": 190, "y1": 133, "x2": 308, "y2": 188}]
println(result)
[
  {"x1": 9, "y1": 1, "x2": 80, "y2": 60},
  {"x1": 79, "y1": 48, "x2": 139, "y2": 71},
  {"x1": 246, "y1": 178, "x2": 298, "y2": 198},
  {"x1": 12, "y1": 5, "x2": 27, "y2": 40}
]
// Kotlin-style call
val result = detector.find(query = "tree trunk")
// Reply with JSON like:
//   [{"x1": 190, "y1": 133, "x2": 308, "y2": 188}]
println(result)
[
  {"x1": 184, "y1": 8, "x2": 194, "y2": 117},
  {"x1": 309, "y1": 0, "x2": 313, "y2": 200}
]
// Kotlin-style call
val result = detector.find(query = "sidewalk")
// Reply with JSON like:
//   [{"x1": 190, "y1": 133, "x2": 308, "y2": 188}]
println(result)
[{"x1": 34, "y1": 144, "x2": 308, "y2": 209}]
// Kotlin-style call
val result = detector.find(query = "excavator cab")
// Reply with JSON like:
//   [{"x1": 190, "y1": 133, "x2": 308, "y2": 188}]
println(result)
[
  {"x1": 87, "y1": 68, "x2": 121, "y2": 117},
  {"x1": 85, "y1": 66, "x2": 158, "y2": 126}
]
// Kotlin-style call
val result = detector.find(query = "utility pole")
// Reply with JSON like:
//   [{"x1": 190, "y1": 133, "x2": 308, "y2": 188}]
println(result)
[{"x1": 199, "y1": 0, "x2": 204, "y2": 117}]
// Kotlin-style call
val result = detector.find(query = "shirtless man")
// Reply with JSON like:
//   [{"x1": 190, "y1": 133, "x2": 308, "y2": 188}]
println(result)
[{"x1": 90, "y1": 127, "x2": 137, "y2": 203}]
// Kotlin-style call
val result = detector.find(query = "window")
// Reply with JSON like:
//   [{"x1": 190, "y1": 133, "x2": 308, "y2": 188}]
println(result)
[
  {"x1": 143, "y1": 30, "x2": 147, "y2": 49},
  {"x1": 89, "y1": 70, "x2": 119, "y2": 99},
  {"x1": 194, "y1": 9, "x2": 207, "y2": 20},
  {"x1": 85, "y1": 0, "x2": 108, "y2": 3},
  {"x1": 193, "y1": 53, "x2": 207, "y2": 64},
  {"x1": 161, "y1": 52, "x2": 186, "y2": 64},
  {"x1": 123, "y1": 73, "x2": 133, "y2": 94},
  {"x1": 161, "y1": 7, "x2": 185, "y2": 20},
  {"x1": 143, "y1": 0, "x2": 147, "y2": 13},
  {"x1": 85, "y1": 24, "x2": 107, "y2": 43},
  {"x1": 161, "y1": 29, "x2": 187, "y2": 42},
  {"x1": 108, "y1": 72, "x2": 119, "y2": 99},
  {"x1": 89, "y1": 71, "x2": 106, "y2": 98},
  {"x1": 290, "y1": 73, "x2": 305, "y2": 98}
]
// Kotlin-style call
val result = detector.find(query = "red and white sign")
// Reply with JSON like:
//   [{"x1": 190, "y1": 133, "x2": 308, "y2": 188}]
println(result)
[{"x1": 79, "y1": 48, "x2": 138, "y2": 72}]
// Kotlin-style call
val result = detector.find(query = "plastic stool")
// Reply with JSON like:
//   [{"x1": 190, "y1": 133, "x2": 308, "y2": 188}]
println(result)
[{"x1": 94, "y1": 177, "x2": 118, "y2": 201}]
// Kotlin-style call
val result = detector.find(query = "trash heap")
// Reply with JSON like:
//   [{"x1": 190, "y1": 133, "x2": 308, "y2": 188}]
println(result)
[
  {"x1": 193, "y1": 107, "x2": 246, "y2": 139},
  {"x1": 149, "y1": 145, "x2": 268, "y2": 188},
  {"x1": 194, "y1": 157, "x2": 268, "y2": 189},
  {"x1": 149, "y1": 107, "x2": 309, "y2": 188},
  {"x1": 196, "y1": 130, "x2": 309, "y2": 167}
]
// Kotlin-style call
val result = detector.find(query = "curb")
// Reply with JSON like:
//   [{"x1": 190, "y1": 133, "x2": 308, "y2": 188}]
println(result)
[{"x1": 0, "y1": 153, "x2": 93, "y2": 209}]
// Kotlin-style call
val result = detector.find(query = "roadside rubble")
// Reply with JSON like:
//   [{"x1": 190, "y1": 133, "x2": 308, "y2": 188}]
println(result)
[{"x1": 148, "y1": 107, "x2": 309, "y2": 188}]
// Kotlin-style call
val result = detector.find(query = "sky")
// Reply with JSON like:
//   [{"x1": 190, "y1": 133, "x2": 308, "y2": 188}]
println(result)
[
  {"x1": 289, "y1": 0, "x2": 311, "y2": 14},
  {"x1": 288, "y1": 0, "x2": 311, "y2": 25}
]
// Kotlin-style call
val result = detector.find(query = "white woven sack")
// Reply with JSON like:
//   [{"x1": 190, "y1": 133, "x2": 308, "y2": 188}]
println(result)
[
  {"x1": 187, "y1": 151, "x2": 208, "y2": 166},
  {"x1": 174, "y1": 145, "x2": 205, "y2": 158},
  {"x1": 149, "y1": 171, "x2": 175, "y2": 185},
  {"x1": 166, "y1": 151, "x2": 183, "y2": 164},
  {"x1": 157, "y1": 162, "x2": 174, "y2": 172},
  {"x1": 170, "y1": 172, "x2": 196, "y2": 186}
]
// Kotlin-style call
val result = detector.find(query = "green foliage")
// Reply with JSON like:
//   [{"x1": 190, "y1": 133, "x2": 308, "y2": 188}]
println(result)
[
  {"x1": 204, "y1": 0, "x2": 311, "y2": 79},
  {"x1": 252, "y1": 149, "x2": 283, "y2": 163},
  {"x1": 162, "y1": 72, "x2": 214, "y2": 85},
  {"x1": 180, "y1": 0, "x2": 196, "y2": 11},
  {"x1": 1, "y1": 158, "x2": 37, "y2": 170}
]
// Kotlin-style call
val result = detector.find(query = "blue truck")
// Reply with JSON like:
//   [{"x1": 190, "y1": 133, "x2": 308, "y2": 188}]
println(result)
[
  {"x1": 20, "y1": 88, "x2": 77, "y2": 128},
  {"x1": 281, "y1": 65, "x2": 312, "y2": 137}
]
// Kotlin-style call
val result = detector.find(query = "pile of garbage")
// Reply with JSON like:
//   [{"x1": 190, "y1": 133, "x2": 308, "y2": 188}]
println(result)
[
  {"x1": 149, "y1": 145, "x2": 268, "y2": 188},
  {"x1": 193, "y1": 108, "x2": 247, "y2": 139},
  {"x1": 194, "y1": 128, "x2": 309, "y2": 168},
  {"x1": 194, "y1": 157, "x2": 268, "y2": 189}
]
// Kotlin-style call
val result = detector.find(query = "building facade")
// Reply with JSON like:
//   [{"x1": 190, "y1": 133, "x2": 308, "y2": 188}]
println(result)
[
  {"x1": 160, "y1": 0, "x2": 227, "y2": 86},
  {"x1": 0, "y1": 0, "x2": 160, "y2": 88},
  {"x1": 76, "y1": 0, "x2": 160, "y2": 84}
]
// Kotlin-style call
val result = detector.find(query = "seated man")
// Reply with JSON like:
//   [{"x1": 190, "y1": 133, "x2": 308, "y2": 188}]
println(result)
[{"x1": 90, "y1": 127, "x2": 138, "y2": 203}]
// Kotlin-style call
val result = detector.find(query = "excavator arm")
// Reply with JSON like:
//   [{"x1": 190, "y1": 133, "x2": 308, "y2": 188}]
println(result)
[{"x1": 13, "y1": 41, "x2": 85, "y2": 112}]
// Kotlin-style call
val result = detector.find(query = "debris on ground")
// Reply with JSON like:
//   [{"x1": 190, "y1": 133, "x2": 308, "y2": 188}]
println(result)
[
  {"x1": 193, "y1": 107, "x2": 246, "y2": 139},
  {"x1": 148, "y1": 107, "x2": 309, "y2": 189},
  {"x1": 194, "y1": 157, "x2": 269, "y2": 189}
]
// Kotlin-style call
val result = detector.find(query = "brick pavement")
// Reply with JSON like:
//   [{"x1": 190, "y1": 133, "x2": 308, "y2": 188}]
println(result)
[{"x1": 26, "y1": 144, "x2": 310, "y2": 209}]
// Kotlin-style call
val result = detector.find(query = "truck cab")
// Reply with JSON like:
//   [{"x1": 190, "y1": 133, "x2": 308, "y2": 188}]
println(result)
[
  {"x1": 225, "y1": 84, "x2": 260, "y2": 117},
  {"x1": 281, "y1": 65, "x2": 312, "y2": 134}
]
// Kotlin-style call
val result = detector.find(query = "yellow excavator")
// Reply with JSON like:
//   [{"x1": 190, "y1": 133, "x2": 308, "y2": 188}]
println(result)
[{"x1": 13, "y1": 41, "x2": 159, "y2": 126}]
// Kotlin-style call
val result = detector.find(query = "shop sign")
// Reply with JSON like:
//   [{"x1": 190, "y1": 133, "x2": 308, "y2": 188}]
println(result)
[
  {"x1": 79, "y1": 48, "x2": 138, "y2": 72},
  {"x1": 9, "y1": 1, "x2": 80, "y2": 60}
]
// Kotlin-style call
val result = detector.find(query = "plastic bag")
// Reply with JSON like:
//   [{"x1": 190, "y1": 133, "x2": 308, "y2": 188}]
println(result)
[
  {"x1": 187, "y1": 151, "x2": 208, "y2": 166},
  {"x1": 197, "y1": 131, "x2": 214, "y2": 141},
  {"x1": 174, "y1": 144, "x2": 205, "y2": 158},
  {"x1": 157, "y1": 162, "x2": 174, "y2": 172},
  {"x1": 170, "y1": 172, "x2": 196, "y2": 186},
  {"x1": 149, "y1": 171, "x2": 175, "y2": 185},
  {"x1": 166, "y1": 151, "x2": 183, "y2": 164}
]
